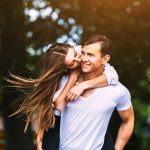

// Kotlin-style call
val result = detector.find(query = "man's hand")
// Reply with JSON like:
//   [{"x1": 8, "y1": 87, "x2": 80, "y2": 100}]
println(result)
[
  {"x1": 37, "y1": 129, "x2": 44, "y2": 150},
  {"x1": 66, "y1": 82, "x2": 87, "y2": 101}
]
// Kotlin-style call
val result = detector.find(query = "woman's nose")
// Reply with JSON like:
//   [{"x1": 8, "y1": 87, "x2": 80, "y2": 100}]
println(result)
[
  {"x1": 75, "y1": 53, "x2": 81, "y2": 62},
  {"x1": 75, "y1": 56, "x2": 81, "y2": 62}
]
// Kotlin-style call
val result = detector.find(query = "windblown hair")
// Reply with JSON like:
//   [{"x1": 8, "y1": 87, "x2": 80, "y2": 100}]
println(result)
[{"x1": 7, "y1": 43, "x2": 73, "y2": 132}]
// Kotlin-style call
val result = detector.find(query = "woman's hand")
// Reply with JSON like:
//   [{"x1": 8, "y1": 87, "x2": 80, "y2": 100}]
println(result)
[
  {"x1": 37, "y1": 129, "x2": 44, "y2": 150},
  {"x1": 66, "y1": 82, "x2": 87, "y2": 101}
]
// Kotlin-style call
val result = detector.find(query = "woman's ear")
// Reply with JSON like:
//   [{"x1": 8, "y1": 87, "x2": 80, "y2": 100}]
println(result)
[{"x1": 102, "y1": 55, "x2": 110, "y2": 64}]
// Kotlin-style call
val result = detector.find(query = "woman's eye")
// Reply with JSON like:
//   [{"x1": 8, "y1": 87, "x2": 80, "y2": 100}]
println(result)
[
  {"x1": 74, "y1": 52, "x2": 77, "y2": 57},
  {"x1": 69, "y1": 61, "x2": 74, "y2": 66}
]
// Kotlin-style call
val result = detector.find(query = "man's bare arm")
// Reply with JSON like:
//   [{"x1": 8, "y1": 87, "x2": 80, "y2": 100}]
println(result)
[{"x1": 115, "y1": 106, "x2": 134, "y2": 150}]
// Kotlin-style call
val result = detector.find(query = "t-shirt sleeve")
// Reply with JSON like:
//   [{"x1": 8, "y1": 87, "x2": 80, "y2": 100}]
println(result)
[
  {"x1": 104, "y1": 63, "x2": 119, "y2": 85},
  {"x1": 52, "y1": 75, "x2": 69, "y2": 102},
  {"x1": 116, "y1": 86, "x2": 132, "y2": 111}
]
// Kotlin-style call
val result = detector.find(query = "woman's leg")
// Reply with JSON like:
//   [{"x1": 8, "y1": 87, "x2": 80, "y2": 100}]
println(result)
[
  {"x1": 42, "y1": 115, "x2": 60, "y2": 150},
  {"x1": 101, "y1": 129, "x2": 114, "y2": 150}
]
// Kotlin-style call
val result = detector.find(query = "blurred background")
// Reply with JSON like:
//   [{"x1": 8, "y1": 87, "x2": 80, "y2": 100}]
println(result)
[{"x1": 0, "y1": 0, "x2": 150, "y2": 150}]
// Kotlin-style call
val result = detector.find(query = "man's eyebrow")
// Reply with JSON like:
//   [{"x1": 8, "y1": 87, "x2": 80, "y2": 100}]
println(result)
[
  {"x1": 81, "y1": 50, "x2": 94, "y2": 55},
  {"x1": 87, "y1": 52, "x2": 95, "y2": 55},
  {"x1": 87, "y1": 52, "x2": 94, "y2": 54}
]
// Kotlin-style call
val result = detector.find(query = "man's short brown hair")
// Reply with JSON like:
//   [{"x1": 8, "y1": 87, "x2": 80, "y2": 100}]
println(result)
[{"x1": 82, "y1": 35, "x2": 112, "y2": 56}]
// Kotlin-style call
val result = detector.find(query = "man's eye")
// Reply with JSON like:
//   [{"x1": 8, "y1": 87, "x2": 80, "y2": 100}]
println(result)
[{"x1": 89, "y1": 54, "x2": 94, "y2": 57}]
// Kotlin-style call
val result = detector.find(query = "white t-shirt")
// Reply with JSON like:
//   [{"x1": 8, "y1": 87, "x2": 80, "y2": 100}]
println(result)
[
  {"x1": 53, "y1": 76, "x2": 69, "y2": 116},
  {"x1": 53, "y1": 76, "x2": 132, "y2": 150}
]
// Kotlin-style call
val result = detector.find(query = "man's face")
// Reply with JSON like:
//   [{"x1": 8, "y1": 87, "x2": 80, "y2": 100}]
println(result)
[
  {"x1": 64, "y1": 47, "x2": 81, "y2": 69},
  {"x1": 81, "y1": 43, "x2": 104, "y2": 73}
]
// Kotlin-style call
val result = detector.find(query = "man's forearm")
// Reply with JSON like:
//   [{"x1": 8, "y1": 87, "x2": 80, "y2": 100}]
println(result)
[{"x1": 114, "y1": 120, "x2": 134, "y2": 150}]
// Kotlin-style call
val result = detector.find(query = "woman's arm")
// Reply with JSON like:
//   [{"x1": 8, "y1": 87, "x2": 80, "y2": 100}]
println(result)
[
  {"x1": 66, "y1": 63, "x2": 119, "y2": 101},
  {"x1": 81, "y1": 63, "x2": 118, "y2": 88},
  {"x1": 54, "y1": 69, "x2": 81, "y2": 111},
  {"x1": 37, "y1": 129, "x2": 44, "y2": 150},
  {"x1": 104, "y1": 63, "x2": 118, "y2": 85}
]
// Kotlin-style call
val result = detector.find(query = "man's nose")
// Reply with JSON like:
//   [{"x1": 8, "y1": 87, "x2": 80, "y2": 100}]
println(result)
[{"x1": 82, "y1": 55, "x2": 88, "y2": 62}]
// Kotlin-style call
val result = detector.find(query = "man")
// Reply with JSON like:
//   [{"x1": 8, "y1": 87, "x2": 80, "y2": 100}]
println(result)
[
  {"x1": 38, "y1": 41, "x2": 118, "y2": 150},
  {"x1": 57, "y1": 35, "x2": 134, "y2": 150}
]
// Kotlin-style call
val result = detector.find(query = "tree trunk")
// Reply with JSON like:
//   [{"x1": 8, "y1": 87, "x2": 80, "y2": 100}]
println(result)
[{"x1": 0, "y1": 0, "x2": 35, "y2": 150}]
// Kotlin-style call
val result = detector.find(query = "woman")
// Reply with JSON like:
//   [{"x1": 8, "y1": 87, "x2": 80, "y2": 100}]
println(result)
[{"x1": 8, "y1": 43, "x2": 117, "y2": 150}]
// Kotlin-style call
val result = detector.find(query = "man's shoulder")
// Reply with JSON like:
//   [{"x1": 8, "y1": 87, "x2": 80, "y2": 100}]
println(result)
[
  {"x1": 115, "y1": 82, "x2": 131, "y2": 100},
  {"x1": 117, "y1": 82, "x2": 130, "y2": 93},
  {"x1": 107, "y1": 81, "x2": 128, "y2": 90},
  {"x1": 101, "y1": 82, "x2": 130, "y2": 97}
]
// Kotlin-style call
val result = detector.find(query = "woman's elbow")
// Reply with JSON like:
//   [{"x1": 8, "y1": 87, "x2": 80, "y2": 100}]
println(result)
[{"x1": 54, "y1": 101, "x2": 65, "y2": 112}]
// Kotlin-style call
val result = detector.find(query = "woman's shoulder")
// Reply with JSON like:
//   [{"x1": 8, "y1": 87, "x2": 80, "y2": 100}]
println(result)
[
  {"x1": 61, "y1": 74, "x2": 69, "y2": 81},
  {"x1": 60, "y1": 74, "x2": 69, "y2": 88}
]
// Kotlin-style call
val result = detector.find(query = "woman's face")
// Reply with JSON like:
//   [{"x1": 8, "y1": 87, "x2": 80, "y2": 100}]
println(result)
[{"x1": 64, "y1": 47, "x2": 81, "y2": 69}]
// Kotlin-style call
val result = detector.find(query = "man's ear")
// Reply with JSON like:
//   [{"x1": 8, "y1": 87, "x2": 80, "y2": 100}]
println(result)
[{"x1": 102, "y1": 55, "x2": 110, "y2": 64}]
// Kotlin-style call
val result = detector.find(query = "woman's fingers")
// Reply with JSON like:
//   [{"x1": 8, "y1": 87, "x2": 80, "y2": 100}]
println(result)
[
  {"x1": 69, "y1": 94, "x2": 76, "y2": 101},
  {"x1": 74, "y1": 95, "x2": 80, "y2": 100},
  {"x1": 66, "y1": 92, "x2": 73, "y2": 101},
  {"x1": 66, "y1": 92, "x2": 76, "y2": 102}
]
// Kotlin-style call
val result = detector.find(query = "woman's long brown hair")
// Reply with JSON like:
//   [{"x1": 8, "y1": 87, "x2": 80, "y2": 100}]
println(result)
[{"x1": 7, "y1": 43, "x2": 72, "y2": 132}]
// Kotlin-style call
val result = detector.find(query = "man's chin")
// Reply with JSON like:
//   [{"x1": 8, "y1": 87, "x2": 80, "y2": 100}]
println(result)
[{"x1": 82, "y1": 68, "x2": 91, "y2": 73}]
